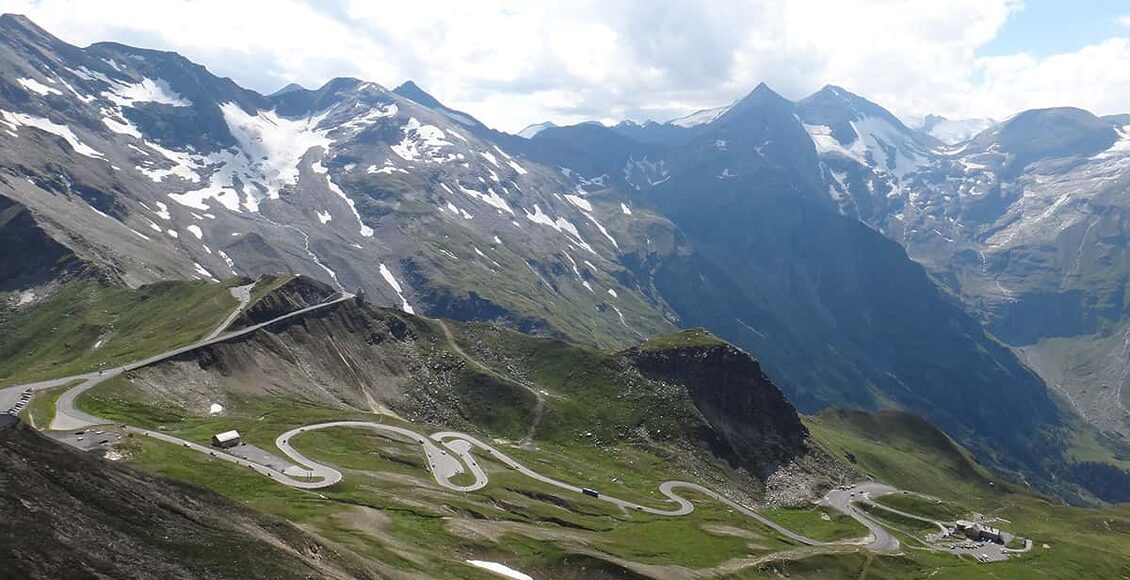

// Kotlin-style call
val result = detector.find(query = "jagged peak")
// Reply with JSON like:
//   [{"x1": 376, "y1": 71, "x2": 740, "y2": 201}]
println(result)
[{"x1": 800, "y1": 84, "x2": 875, "y2": 111}]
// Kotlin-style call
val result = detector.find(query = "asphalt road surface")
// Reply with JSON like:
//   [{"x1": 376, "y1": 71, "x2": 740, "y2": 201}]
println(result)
[{"x1": 820, "y1": 482, "x2": 902, "y2": 553}]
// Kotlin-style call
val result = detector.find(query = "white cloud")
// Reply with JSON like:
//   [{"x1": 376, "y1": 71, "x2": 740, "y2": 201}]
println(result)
[
  {"x1": 969, "y1": 38, "x2": 1130, "y2": 121},
  {"x1": 1119, "y1": 14, "x2": 1130, "y2": 28},
  {"x1": 1, "y1": 0, "x2": 1126, "y2": 130}
]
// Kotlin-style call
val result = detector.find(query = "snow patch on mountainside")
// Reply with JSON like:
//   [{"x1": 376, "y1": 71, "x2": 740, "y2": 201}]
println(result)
[
  {"x1": 102, "y1": 114, "x2": 142, "y2": 138},
  {"x1": 457, "y1": 184, "x2": 514, "y2": 215},
  {"x1": 311, "y1": 160, "x2": 372, "y2": 237},
  {"x1": 169, "y1": 104, "x2": 332, "y2": 212},
  {"x1": 465, "y1": 560, "x2": 532, "y2": 580},
  {"x1": 805, "y1": 117, "x2": 929, "y2": 178},
  {"x1": 391, "y1": 117, "x2": 454, "y2": 163},
  {"x1": 337, "y1": 103, "x2": 398, "y2": 132},
  {"x1": 670, "y1": 105, "x2": 729, "y2": 127},
  {"x1": 441, "y1": 109, "x2": 475, "y2": 126},
  {"x1": 563, "y1": 194, "x2": 592, "y2": 212},
  {"x1": 17, "y1": 77, "x2": 61, "y2": 96},
  {"x1": 140, "y1": 139, "x2": 202, "y2": 183},
  {"x1": 517, "y1": 121, "x2": 555, "y2": 138},
  {"x1": 379, "y1": 264, "x2": 414, "y2": 314},
  {"x1": 479, "y1": 150, "x2": 500, "y2": 167},
  {"x1": 103, "y1": 77, "x2": 191, "y2": 108},
  {"x1": 623, "y1": 155, "x2": 669, "y2": 189},
  {"x1": 564, "y1": 194, "x2": 618, "y2": 248},
  {"x1": 1, "y1": 110, "x2": 104, "y2": 158},
  {"x1": 222, "y1": 103, "x2": 331, "y2": 205},
  {"x1": 524, "y1": 204, "x2": 594, "y2": 253}
]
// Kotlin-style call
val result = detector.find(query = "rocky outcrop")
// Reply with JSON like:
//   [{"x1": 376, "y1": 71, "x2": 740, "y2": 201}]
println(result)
[
  {"x1": 230, "y1": 275, "x2": 339, "y2": 330},
  {"x1": 625, "y1": 330, "x2": 809, "y2": 479}
]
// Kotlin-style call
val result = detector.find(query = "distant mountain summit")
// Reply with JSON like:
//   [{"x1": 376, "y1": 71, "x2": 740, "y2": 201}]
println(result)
[
  {"x1": 917, "y1": 114, "x2": 995, "y2": 144},
  {"x1": 517, "y1": 121, "x2": 556, "y2": 138},
  {"x1": 268, "y1": 82, "x2": 306, "y2": 97}
]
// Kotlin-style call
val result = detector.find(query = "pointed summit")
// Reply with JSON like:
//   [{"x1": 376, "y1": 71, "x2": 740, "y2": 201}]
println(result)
[
  {"x1": 392, "y1": 80, "x2": 486, "y2": 130},
  {"x1": 798, "y1": 84, "x2": 899, "y2": 125},
  {"x1": 715, "y1": 82, "x2": 794, "y2": 126},
  {"x1": 744, "y1": 82, "x2": 788, "y2": 103},
  {"x1": 393, "y1": 80, "x2": 445, "y2": 109}
]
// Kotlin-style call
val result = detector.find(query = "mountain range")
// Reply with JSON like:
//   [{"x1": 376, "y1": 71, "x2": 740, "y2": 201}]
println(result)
[{"x1": 2, "y1": 13, "x2": 1129, "y2": 504}]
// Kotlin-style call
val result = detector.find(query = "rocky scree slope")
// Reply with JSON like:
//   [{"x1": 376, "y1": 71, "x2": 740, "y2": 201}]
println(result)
[{"x1": 0, "y1": 14, "x2": 672, "y2": 350}]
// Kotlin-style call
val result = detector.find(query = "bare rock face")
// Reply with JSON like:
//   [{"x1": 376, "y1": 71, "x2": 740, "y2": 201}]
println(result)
[
  {"x1": 230, "y1": 274, "x2": 338, "y2": 329},
  {"x1": 624, "y1": 330, "x2": 809, "y2": 479}
]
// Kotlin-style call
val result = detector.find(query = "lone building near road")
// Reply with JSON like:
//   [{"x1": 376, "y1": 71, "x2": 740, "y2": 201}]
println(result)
[
  {"x1": 955, "y1": 520, "x2": 1003, "y2": 543},
  {"x1": 211, "y1": 430, "x2": 241, "y2": 448}
]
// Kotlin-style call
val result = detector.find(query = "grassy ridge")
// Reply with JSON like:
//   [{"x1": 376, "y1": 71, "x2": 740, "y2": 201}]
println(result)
[
  {"x1": 804, "y1": 408, "x2": 1003, "y2": 501},
  {"x1": 633, "y1": 327, "x2": 727, "y2": 351},
  {"x1": 0, "y1": 279, "x2": 237, "y2": 385}
]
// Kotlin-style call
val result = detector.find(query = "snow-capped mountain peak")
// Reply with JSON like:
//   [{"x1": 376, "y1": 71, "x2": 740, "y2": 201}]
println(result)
[
  {"x1": 669, "y1": 105, "x2": 730, "y2": 128},
  {"x1": 517, "y1": 121, "x2": 556, "y2": 138},
  {"x1": 916, "y1": 114, "x2": 996, "y2": 145}
]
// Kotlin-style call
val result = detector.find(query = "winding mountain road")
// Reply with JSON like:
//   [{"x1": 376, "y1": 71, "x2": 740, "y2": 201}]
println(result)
[{"x1": 9, "y1": 288, "x2": 906, "y2": 556}]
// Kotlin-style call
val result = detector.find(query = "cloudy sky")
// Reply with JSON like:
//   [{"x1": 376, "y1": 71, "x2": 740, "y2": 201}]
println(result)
[{"x1": 1, "y1": 0, "x2": 1127, "y2": 131}]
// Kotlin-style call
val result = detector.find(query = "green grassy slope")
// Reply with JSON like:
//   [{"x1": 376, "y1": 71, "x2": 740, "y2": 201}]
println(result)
[
  {"x1": 805, "y1": 408, "x2": 1130, "y2": 580},
  {"x1": 805, "y1": 408, "x2": 1003, "y2": 501},
  {"x1": 0, "y1": 278, "x2": 238, "y2": 385}
]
